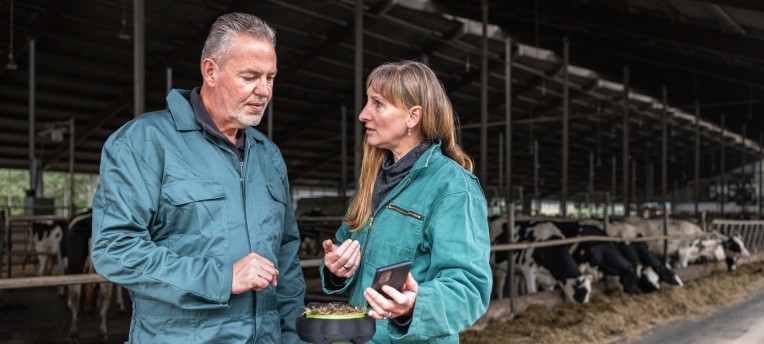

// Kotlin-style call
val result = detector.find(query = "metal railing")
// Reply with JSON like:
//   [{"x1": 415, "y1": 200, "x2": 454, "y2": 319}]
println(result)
[{"x1": 711, "y1": 219, "x2": 764, "y2": 253}]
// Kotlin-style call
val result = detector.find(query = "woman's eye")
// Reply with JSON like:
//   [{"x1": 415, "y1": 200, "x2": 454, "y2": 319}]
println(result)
[{"x1": 375, "y1": 101, "x2": 382, "y2": 107}]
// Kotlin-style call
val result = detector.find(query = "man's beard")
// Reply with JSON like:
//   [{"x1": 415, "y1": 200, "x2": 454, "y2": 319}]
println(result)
[{"x1": 228, "y1": 100, "x2": 268, "y2": 127}]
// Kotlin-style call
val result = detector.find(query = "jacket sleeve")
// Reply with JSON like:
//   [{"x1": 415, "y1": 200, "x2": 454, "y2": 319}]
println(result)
[
  {"x1": 389, "y1": 191, "x2": 492, "y2": 341},
  {"x1": 277, "y1": 177, "x2": 307, "y2": 344},
  {"x1": 320, "y1": 222, "x2": 358, "y2": 296},
  {"x1": 91, "y1": 139, "x2": 234, "y2": 309}
]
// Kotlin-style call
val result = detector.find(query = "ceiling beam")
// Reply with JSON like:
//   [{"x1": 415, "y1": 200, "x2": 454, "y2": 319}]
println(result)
[
  {"x1": 650, "y1": 0, "x2": 690, "y2": 23},
  {"x1": 687, "y1": 0, "x2": 764, "y2": 12},
  {"x1": 607, "y1": 0, "x2": 640, "y2": 13},
  {"x1": 702, "y1": 3, "x2": 748, "y2": 35}
]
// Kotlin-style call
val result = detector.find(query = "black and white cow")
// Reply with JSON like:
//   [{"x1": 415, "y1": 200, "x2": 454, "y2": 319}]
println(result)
[
  {"x1": 489, "y1": 217, "x2": 591, "y2": 304},
  {"x1": 624, "y1": 218, "x2": 749, "y2": 270},
  {"x1": 584, "y1": 219, "x2": 683, "y2": 289},
  {"x1": 31, "y1": 220, "x2": 68, "y2": 276},
  {"x1": 551, "y1": 221, "x2": 639, "y2": 295},
  {"x1": 62, "y1": 210, "x2": 125, "y2": 344}
]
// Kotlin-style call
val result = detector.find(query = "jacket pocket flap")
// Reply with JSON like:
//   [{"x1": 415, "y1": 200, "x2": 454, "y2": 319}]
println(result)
[
  {"x1": 266, "y1": 182, "x2": 287, "y2": 205},
  {"x1": 162, "y1": 180, "x2": 225, "y2": 205}
]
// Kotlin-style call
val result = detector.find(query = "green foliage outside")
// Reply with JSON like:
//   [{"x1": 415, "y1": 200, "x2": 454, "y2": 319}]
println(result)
[{"x1": 0, "y1": 168, "x2": 99, "y2": 217}]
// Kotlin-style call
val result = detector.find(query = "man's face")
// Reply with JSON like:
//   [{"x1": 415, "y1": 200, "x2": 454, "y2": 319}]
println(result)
[{"x1": 215, "y1": 34, "x2": 277, "y2": 128}]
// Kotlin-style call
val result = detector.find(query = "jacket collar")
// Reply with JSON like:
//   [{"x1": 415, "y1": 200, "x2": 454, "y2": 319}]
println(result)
[
  {"x1": 167, "y1": 89, "x2": 263, "y2": 146},
  {"x1": 411, "y1": 140, "x2": 443, "y2": 172}
]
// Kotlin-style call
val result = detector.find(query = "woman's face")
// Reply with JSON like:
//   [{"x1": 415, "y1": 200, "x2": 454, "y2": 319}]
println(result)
[{"x1": 359, "y1": 87, "x2": 409, "y2": 150}]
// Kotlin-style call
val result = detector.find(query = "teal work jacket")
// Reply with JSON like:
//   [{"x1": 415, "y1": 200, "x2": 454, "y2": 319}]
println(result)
[
  {"x1": 91, "y1": 89, "x2": 306, "y2": 344},
  {"x1": 321, "y1": 142, "x2": 492, "y2": 343}
]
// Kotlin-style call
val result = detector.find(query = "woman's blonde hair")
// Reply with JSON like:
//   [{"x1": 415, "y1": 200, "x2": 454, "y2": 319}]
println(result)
[{"x1": 344, "y1": 60, "x2": 473, "y2": 232}]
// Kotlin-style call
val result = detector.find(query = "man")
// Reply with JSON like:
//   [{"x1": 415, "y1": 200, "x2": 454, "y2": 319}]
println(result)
[{"x1": 91, "y1": 13, "x2": 305, "y2": 343}]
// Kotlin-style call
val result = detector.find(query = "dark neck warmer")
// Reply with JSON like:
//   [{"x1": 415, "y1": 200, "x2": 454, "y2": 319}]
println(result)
[{"x1": 371, "y1": 141, "x2": 432, "y2": 212}]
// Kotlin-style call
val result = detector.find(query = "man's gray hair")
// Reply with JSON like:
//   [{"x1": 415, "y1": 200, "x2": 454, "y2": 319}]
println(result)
[{"x1": 201, "y1": 13, "x2": 277, "y2": 67}]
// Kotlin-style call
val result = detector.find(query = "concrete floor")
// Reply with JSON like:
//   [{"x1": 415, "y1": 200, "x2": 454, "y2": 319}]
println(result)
[{"x1": 612, "y1": 284, "x2": 764, "y2": 344}]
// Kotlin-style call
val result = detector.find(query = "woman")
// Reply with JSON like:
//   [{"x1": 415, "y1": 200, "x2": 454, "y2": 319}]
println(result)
[{"x1": 320, "y1": 61, "x2": 492, "y2": 343}]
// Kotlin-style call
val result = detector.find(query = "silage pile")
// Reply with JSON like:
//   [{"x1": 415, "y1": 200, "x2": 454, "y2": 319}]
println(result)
[{"x1": 461, "y1": 262, "x2": 764, "y2": 344}]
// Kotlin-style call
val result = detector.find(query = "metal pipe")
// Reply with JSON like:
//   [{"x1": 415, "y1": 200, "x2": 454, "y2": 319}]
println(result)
[
  {"x1": 562, "y1": 37, "x2": 569, "y2": 217},
  {"x1": 134, "y1": 0, "x2": 145, "y2": 118},
  {"x1": 662, "y1": 85, "x2": 669, "y2": 265},
  {"x1": 623, "y1": 65, "x2": 630, "y2": 216},
  {"x1": 632, "y1": 159, "x2": 636, "y2": 212},
  {"x1": 341, "y1": 104, "x2": 347, "y2": 201},
  {"x1": 421, "y1": 53, "x2": 429, "y2": 66},
  {"x1": 354, "y1": 0, "x2": 363, "y2": 183},
  {"x1": 480, "y1": 0, "x2": 488, "y2": 188},
  {"x1": 589, "y1": 151, "x2": 594, "y2": 197},
  {"x1": 267, "y1": 100, "x2": 273, "y2": 139},
  {"x1": 534, "y1": 140, "x2": 539, "y2": 215},
  {"x1": 166, "y1": 66, "x2": 172, "y2": 95},
  {"x1": 695, "y1": 101, "x2": 700, "y2": 216},
  {"x1": 721, "y1": 115, "x2": 726, "y2": 215},
  {"x1": 29, "y1": 39, "x2": 36, "y2": 195},
  {"x1": 499, "y1": 134, "x2": 503, "y2": 191},
  {"x1": 69, "y1": 118, "x2": 75, "y2": 216},
  {"x1": 612, "y1": 155, "x2": 616, "y2": 214},
  {"x1": 742, "y1": 123, "x2": 747, "y2": 215},
  {"x1": 759, "y1": 132, "x2": 762, "y2": 218},
  {"x1": 505, "y1": 37, "x2": 515, "y2": 318},
  {"x1": 604, "y1": 192, "x2": 610, "y2": 232}
]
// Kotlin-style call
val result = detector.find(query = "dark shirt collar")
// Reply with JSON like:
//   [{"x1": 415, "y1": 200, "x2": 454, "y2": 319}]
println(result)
[{"x1": 189, "y1": 87, "x2": 245, "y2": 150}]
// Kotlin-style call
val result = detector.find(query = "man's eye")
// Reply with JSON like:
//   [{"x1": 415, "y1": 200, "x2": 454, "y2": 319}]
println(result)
[{"x1": 243, "y1": 77, "x2": 254, "y2": 82}]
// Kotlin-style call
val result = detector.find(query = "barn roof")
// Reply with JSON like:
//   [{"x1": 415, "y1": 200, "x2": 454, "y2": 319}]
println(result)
[{"x1": 1, "y1": 0, "x2": 763, "y2": 203}]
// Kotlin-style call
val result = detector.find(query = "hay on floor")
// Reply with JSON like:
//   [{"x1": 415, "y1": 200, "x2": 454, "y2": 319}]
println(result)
[{"x1": 461, "y1": 263, "x2": 764, "y2": 344}]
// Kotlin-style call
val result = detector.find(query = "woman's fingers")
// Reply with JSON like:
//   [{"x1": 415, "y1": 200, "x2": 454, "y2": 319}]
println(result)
[
  {"x1": 364, "y1": 287, "x2": 391, "y2": 319},
  {"x1": 402, "y1": 273, "x2": 418, "y2": 294},
  {"x1": 338, "y1": 244, "x2": 360, "y2": 277}
]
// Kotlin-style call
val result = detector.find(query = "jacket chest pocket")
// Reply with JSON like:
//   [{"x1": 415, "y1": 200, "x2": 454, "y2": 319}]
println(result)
[
  {"x1": 265, "y1": 182, "x2": 287, "y2": 253},
  {"x1": 162, "y1": 180, "x2": 229, "y2": 257},
  {"x1": 366, "y1": 204, "x2": 424, "y2": 269}
]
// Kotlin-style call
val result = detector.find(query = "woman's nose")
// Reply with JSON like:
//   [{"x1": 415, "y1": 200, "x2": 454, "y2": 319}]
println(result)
[{"x1": 358, "y1": 105, "x2": 372, "y2": 122}]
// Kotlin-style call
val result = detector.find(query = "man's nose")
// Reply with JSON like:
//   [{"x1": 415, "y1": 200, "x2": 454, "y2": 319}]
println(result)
[{"x1": 253, "y1": 78, "x2": 271, "y2": 98}]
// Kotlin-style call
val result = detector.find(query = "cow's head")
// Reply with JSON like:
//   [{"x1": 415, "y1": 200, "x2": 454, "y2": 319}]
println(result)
[
  {"x1": 657, "y1": 265, "x2": 683, "y2": 286},
  {"x1": 724, "y1": 231, "x2": 750, "y2": 259},
  {"x1": 637, "y1": 266, "x2": 661, "y2": 293},
  {"x1": 560, "y1": 275, "x2": 591, "y2": 304}
]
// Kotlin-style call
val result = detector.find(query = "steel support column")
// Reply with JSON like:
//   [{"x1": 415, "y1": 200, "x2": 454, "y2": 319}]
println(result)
[
  {"x1": 166, "y1": 66, "x2": 172, "y2": 95},
  {"x1": 534, "y1": 140, "x2": 539, "y2": 215},
  {"x1": 28, "y1": 39, "x2": 36, "y2": 194},
  {"x1": 341, "y1": 104, "x2": 347, "y2": 201},
  {"x1": 562, "y1": 37, "x2": 569, "y2": 216},
  {"x1": 69, "y1": 118, "x2": 75, "y2": 216},
  {"x1": 354, "y1": 0, "x2": 363, "y2": 183},
  {"x1": 662, "y1": 85, "x2": 669, "y2": 265},
  {"x1": 742, "y1": 123, "x2": 747, "y2": 215},
  {"x1": 504, "y1": 37, "x2": 515, "y2": 318},
  {"x1": 623, "y1": 66, "x2": 630, "y2": 216},
  {"x1": 721, "y1": 115, "x2": 726, "y2": 215},
  {"x1": 760, "y1": 132, "x2": 763, "y2": 218},
  {"x1": 480, "y1": 0, "x2": 488, "y2": 187},
  {"x1": 134, "y1": 0, "x2": 145, "y2": 118},
  {"x1": 695, "y1": 101, "x2": 700, "y2": 216},
  {"x1": 612, "y1": 155, "x2": 616, "y2": 214}
]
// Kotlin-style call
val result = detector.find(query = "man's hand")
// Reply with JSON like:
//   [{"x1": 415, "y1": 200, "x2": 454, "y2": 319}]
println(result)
[
  {"x1": 323, "y1": 239, "x2": 360, "y2": 278},
  {"x1": 231, "y1": 252, "x2": 279, "y2": 294}
]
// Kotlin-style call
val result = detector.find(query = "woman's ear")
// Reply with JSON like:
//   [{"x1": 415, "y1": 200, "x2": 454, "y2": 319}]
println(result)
[
  {"x1": 408, "y1": 106, "x2": 422, "y2": 128},
  {"x1": 201, "y1": 58, "x2": 218, "y2": 87}
]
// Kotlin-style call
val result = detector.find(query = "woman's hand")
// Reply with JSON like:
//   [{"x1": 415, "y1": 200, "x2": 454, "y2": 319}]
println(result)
[
  {"x1": 364, "y1": 273, "x2": 418, "y2": 320},
  {"x1": 323, "y1": 239, "x2": 360, "y2": 278}
]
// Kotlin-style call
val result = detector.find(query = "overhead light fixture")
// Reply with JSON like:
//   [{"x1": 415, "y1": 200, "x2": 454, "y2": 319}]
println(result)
[
  {"x1": 119, "y1": 0, "x2": 131, "y2": 40},
  {"x1": 6, "y1": 0, "x2": 17, "y2": 70}
]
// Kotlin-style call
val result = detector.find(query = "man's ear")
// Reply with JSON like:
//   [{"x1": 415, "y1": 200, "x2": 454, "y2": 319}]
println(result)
[
  {"x1": 408, "y1": 106, "x2": 422, "y2": 128},
  {"x1": 201, "y1": 58, "x2": 218, "y2": 87}
]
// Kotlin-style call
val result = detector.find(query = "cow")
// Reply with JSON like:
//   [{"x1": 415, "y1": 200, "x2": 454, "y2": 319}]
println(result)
[
  {"x1": 62, "y1": 210, "x2": 125, "y2": 344},
  {"x1": 489, "y1": 217, "x2": 591, "y2": 304},
  {"x1": 551, "y1": 221, "x2": 640, "y2": 295},
  {"x1": 584, "y1": 219, "x2": 683, "y2": 288},
  {"x1": 623, "y1": 218, "x2": 750, "y2": 270},
  {"x1": 31, "y1": 220, "x2": 68, "y2": 276}
]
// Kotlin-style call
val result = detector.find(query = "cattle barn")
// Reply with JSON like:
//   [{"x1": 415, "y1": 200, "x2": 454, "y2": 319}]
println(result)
[{"x1": 1, "y1": 0, "x2": 764, "y2": 343}]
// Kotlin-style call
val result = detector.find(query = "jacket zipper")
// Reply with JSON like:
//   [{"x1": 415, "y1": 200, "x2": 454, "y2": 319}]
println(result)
[
  {"x1": 386, "y1": 205, "x2": 423, "y2": 220},
  {"x1": 239, "y1": 156, "x2": 252, "y2": 252},
  {"x1": 350, "y1": 178, "x2": 411, "y2": 303}
]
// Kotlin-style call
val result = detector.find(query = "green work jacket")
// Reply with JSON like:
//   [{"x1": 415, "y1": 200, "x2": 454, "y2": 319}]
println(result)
[
  {"x1": 92, "y1": 89, "x2": 305, "y2": 344},
  {"x1": 321, "y1": 142, "x2": 492, "y2": 343}
]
